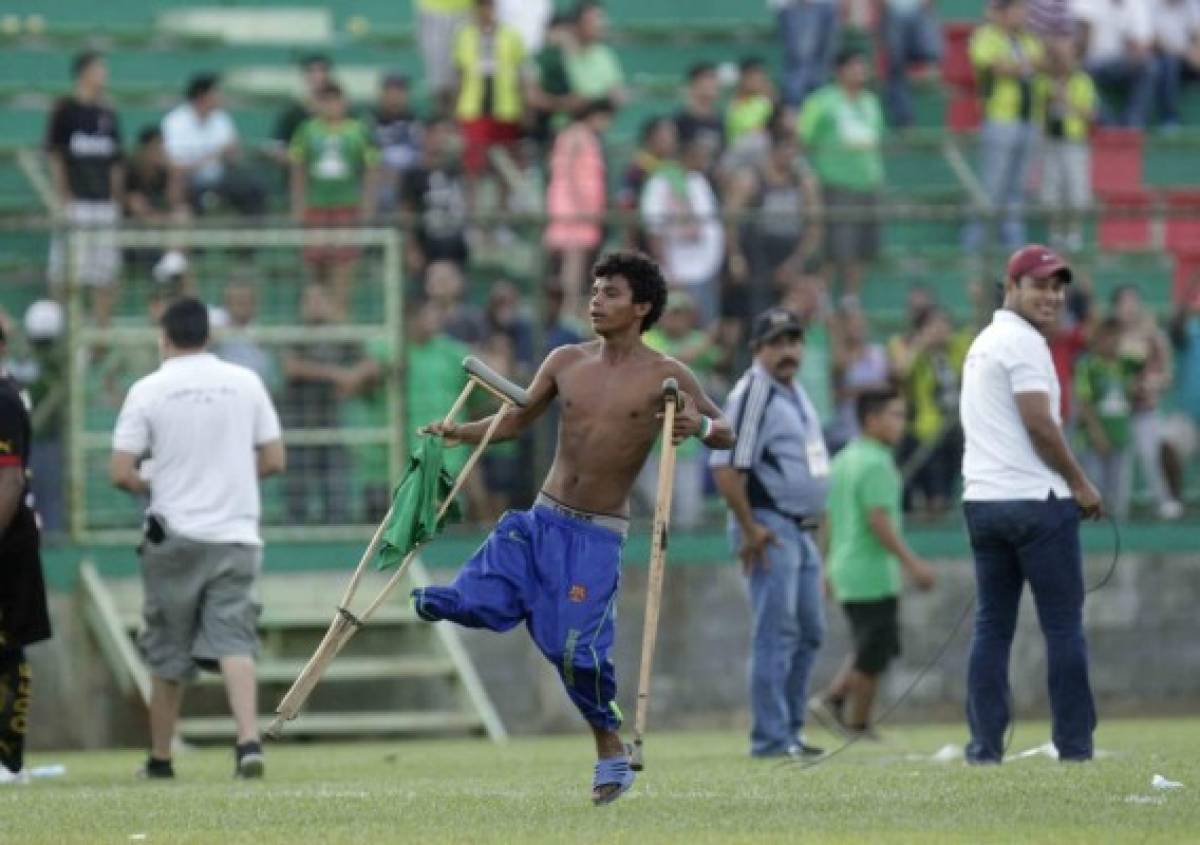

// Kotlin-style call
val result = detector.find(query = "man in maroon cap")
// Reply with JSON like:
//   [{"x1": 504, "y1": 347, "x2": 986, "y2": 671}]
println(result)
[{"x1": 957, "y1": 244, "x2": 1103, "y2": 765}]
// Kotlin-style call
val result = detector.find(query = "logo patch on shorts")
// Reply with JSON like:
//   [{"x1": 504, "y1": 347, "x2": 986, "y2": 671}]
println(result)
[{"x1": 568, "y1": 584, "x2": 587, "y2": 603}]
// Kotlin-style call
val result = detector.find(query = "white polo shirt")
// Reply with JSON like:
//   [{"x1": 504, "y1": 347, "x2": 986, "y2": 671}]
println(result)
[
  {"x1": 161, "y1": 103, "x2": 237, "y2": 187},
  {"x1": 113, "y1": 351, "x2": 282, "y2": 545},
  {"x1": 960, "y1": 309, "x2": 1071, "y2": 502}
]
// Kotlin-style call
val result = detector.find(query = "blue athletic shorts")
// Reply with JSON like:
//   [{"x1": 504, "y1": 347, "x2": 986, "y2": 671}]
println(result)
[{"x1": 411, "y1": 505, "x2": 625, "y2": 731}]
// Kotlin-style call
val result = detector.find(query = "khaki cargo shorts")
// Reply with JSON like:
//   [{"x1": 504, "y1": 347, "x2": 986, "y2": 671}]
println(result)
[{"x1": 138, "y1": 530, "x2": 262, "y2": 682}]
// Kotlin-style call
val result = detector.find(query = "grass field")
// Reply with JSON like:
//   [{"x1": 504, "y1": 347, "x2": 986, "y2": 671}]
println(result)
[{"x1": 7, "y1": 718, "x2": 1200, "y2": 844}]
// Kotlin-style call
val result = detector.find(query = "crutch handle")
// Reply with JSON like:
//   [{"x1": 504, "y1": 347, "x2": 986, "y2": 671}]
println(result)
[
  {"x1": 464, "y1": 356, "x2": 530, "y2": 407},
  {"x1": 661, "y1": 377, "x2": 680, "y2": 408}
]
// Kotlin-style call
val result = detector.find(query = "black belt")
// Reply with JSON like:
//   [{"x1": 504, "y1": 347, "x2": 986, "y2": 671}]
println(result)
[{"x1": 774, "y1": 511, "x2": 820, "y2": 532}]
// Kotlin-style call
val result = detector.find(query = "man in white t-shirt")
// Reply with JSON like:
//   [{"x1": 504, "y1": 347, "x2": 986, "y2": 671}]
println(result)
[
  {"x1": 1073, "y1": 0, "x2": 1156, "y2": 127},
  {"x1": 110, "y1": 298, "x2": 286, "y2": 780},
  {"x1": 959, "y1": 244, "x2": 1103, "y2": 765},
  {"x1": 162, "y1": 74, "x2": 266, "y2": 216}
]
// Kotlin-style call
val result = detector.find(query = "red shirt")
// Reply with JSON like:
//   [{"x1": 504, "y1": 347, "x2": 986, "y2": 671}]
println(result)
[{"x1": 1049, "y1": 324, "x2": 1087, "y2": 420}]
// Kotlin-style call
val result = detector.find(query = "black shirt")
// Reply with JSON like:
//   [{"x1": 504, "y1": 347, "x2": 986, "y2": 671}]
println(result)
[
  {"x1": 371, "y1": 108, "x2": 422, "y2": 175},
  {"x1": 273, "y1": 101, "x2": 313, "y2": 147},
  {"x1": 675, "y1": 108, "x2": 725, "y2": 160},
  {"x1": 44, "y1": 97, "x2": 122, "y2": 201},
  {"x1": 400, "y1": 164, "x2": 470, "y2": 264},
  {"x1": 0, "y1": 376, "x2": 51, "y2": 650}
]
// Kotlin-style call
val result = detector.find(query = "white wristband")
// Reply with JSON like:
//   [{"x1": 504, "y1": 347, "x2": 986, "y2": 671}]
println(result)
[{"x1": 696, "y1": 415, "x2": 713, "y2": 441}]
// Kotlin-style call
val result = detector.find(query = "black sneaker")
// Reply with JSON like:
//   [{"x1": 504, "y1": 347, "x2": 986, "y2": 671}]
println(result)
[
  {"x1": 234, "y1": 741, "x2": 264, "y2": 780},
  {"x1": 787, "y1": 739, "x2": 825, "y2": 758},
  {"x1": 136, "y1": 757, "x2": 175, "y2": 779}
]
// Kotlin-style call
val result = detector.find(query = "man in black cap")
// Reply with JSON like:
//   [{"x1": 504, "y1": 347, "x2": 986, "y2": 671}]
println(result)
[
  {"x1": 711, "y1": 307, "x2": 832, "y2": 759},
  {"x1": 0, "y1": 320, "x2": 52, "y2": 783}
]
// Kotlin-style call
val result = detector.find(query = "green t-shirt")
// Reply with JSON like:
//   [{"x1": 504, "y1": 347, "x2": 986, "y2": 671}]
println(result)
[
  {"x1": 1074, "y1": 354, "x2": 1133, "y2": 450},
  {"x1": 406, "y1": 334, "x2": 473, "y2": 473},
  {"x1": 827, "y1": 436, "x2": 903, "y2": 602},
  {"x1": 726, "y1": 94, "x2": 774, "y2": 143},
  {"x1": 290, "y1": 117, "x2": 377, "y2": 208},
  {"x1": 643, "y1": 328, "x2": 719, "y2": 458},
  {"x1": 343, "y1": 336, "x2": 395, "y2": 487},
  {"x1": 566, "y1": 44, "x2": 624, "y2": 99},
  {"x1": 798, "y1": 85, "x2": 885, "y2": 192}
]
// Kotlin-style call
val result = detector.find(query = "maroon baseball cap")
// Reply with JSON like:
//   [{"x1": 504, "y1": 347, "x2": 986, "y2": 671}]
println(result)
[{"x1": 1006, "y1": 244, "x2": 1073, "y2": 283}]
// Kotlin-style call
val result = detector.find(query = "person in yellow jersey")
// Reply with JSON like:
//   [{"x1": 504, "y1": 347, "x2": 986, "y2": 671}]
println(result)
[{"x1": 1035, "y1": 39, "x2": 1097, "y2": 253}]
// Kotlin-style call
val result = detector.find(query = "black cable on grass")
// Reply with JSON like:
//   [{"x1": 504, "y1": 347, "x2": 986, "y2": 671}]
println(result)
[{"x1": 783, "y1": 512, "x2": 1123, "y2": 772}]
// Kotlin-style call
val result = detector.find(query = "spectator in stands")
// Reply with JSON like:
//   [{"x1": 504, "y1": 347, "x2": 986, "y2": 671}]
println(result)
[
  {"x1": 774, "y1": 0, "x2": 841, "y2": 107},
  {"x1": 830, "y1": 303, "x2": 889, "y2": 452},
  {"x1": 270, "y1": 54, "x2": 334, "y2": 164},
  {"x1": 527, "y1": 12, "x2": 579, "y2": 148},
  {"x1": 45, "y1": 51, "x2": 123, "y2": 328},
  {"x1": 727, "y1": 58, "x2": 776, "y2": 147},
  {"x1": 453, "y1": 0, "x2": 526, "y2": 218},
  {"x1": 1151, "y1": 0, "x2": 1200, "y2": 130},
  {"x1": 1075, "y1": 0, "x2": 1156, "y2": 127},
  {"x1": 1049, "y1": 279, "x2": 1093, "y2": 421},
  {"x1": 881, "y1": 0, "x2": 944, "y2": 129},
  {"x1": 1036, "y1": 39, "x2": 1098, "y2": 254},
  {"x1": 963, "y1": 0, "x2": 1042, "y2": 253},
  {"x1": 1112, "y1": 285, "x2": 1183, "y2": 519},
  {"x1": 799, "y1": 47, "x2": 885, "y2": 301},
  {"x1": 14, "y1": 301, "x2": 67, "y2": 534},
  {"x1": 280, "y1": 283, "x2": 359, "y2": 525},
  {"x1": 476, "y1": 331, "x2": 524, "y2": 517},
  {"x1": 1166, "y1": 277, "x2": 1200, "y2": 502},
  {"x1": 418, "y1": 0, "x2": 474, "y2": 116},
  {"x1": 640, "y1": 138, "x2": 726, "y2": 323},
  {"x1": 290, "y1": 82, "x2": 379, "y2": 316},
  {"x1": 370, "y1": 73, "x2": 423, "y2": 214},
  {"x1": 892, "y1": 306, "x2": 971, "y2": 516},
  {"x1": 544, "y1": 98, "x2": 614, "y2": 319},
  {"x1": 540, "y1": 280, "x2": 585, "y2": 354},
  {"x1": 1025, "y1": 0, "x2": 1075, "y2": 40},
  {"x1": 484, "y1": 279, "x2": 535, "y2": 376},
  {"x1": 214, "y1": 278, "x2": 277, "y2": 389},
  {"x1": 675, "y1": 63, "x2": 726, "y2": 165},
  {"x1": 565, "y1": 1, "x2": 626, "y2": 104},
  {"x1": 618, "y1": 117, "x2": 678, "y2": 251},
  {"x1": 400, "y1": 118, "x2": 470, "y2": 276},
  {"x1": 1074, "y1": 317, "x2": 1135, "y2": 518},
  {"x1": 423, "y1": 260, "x2": 488, "y2": 346},
  {"x1": 163, "y1": 73, "x2": 266, "y2": 217},
  {"x1": 638, "y1": 291, "x2": 721, "y2": 529},
  {"x1": 125, "y1": 127, "x2": 173, "y2": 223},
  {"x1": 781, "y1": 275, "x2": 837, "y2": 429},
  {"x1": 725, "y1": 119, "x2": 824, "y2": 324}
]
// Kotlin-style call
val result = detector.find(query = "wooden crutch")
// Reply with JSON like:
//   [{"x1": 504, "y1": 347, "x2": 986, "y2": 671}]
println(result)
[
  {"x1": 266, "y1": 356, "x2": 529, "y2": 738},
  {"x1": 630, "y1": 377, "x2": 682, "y2": 770}
]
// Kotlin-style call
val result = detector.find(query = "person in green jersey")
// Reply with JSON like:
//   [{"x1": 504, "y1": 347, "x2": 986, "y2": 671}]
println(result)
[
  {"x1": 290, "y1": 81, "x2": 379, "y2": 316},
  {"x1": 1074, "y1": 317, "x2": 1135, "y2": 519},
  {"x1": 811, "y1": 387, "x2": 936, "y2": 738}
]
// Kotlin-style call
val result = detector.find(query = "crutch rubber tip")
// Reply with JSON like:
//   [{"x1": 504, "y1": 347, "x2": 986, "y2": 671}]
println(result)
[
  {"x1": 630, "y1": 739, "x2": 645, "y2": 771},
  {"x1": 264, "y1": 717, "x2": 285, "y2": 740}
]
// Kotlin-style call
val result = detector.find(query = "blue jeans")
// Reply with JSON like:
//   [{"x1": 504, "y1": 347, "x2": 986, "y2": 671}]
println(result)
[
  {"x1": 883, "y1": 5, "x2": 944, "y2": 127},
  {"x1": 1087, "y1": 56, "x2": 1156, "y2": 128},
  {"x1": 962, "y1": 497, "x2": 1097, "y2": 763},
  {"x1": 963, "y1": 120, "x2": 1036, "y2": 251},
  {"x1": 778, "y1": 1, "x2": 840, "y2": 107},
  {"x1": 731, "y1": 509, "x2": 826, "y2": 756}
]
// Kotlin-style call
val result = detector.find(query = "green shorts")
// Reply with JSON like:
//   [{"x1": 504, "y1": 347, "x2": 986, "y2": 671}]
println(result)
[{"x1": 138, "y1": 531, "x2": 262, "y2": 682}]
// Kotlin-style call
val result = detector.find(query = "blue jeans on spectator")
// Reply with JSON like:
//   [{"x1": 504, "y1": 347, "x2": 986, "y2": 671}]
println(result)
[
  {"x1": 963, "y1": 120, "x2": 1036, "y2": 252},
  {"x1": 883, "y1": 5, "x2": 944, "y2": 127},
  {"x1": 963, "y1": 496, "x2": 1097, "y2": 763},
  {"x1": 731, "y1": 509, "x2": 826, "y2": 756},
  {"x1": 1154, "y1": 50, "x2": 1200, "y2": 128},
  {"x1": 778, "y1": 1, "x2": 840, "y2": 107},
  {"x1": 1087, "y1": 56, "x2": 1156, "y2": 128}
]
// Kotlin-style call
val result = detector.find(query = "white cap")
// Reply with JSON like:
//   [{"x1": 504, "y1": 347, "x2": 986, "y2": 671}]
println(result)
[
  {"x1": 24, "y1": 299, "x2": 64, "y2": 340},
  {"x1": 152, "y1": 250, "x2": 189, "y2": 284}
]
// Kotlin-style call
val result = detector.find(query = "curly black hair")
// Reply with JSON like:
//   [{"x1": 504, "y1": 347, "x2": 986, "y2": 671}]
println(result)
[{"x1": 591, "y1": 250, "x2": 668, "y2": 333}]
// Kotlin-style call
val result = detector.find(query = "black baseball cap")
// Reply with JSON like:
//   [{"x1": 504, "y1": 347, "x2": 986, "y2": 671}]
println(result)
[{"x1": 750, "y1": 307, "x2": 804, "y2": 347}]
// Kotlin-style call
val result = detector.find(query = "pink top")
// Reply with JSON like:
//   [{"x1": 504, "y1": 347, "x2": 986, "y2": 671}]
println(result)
[{"x1": 544, "y1": 123, "x2": 606, "y2": 250}]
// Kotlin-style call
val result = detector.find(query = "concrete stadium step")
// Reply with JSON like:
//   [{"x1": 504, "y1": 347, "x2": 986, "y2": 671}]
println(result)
[
  {"x1": 179, "y1": 710, "x2": 485, "y2": 741},
  {"x1": 192, "y1": 656, "x2": 456, "y2": 686}
]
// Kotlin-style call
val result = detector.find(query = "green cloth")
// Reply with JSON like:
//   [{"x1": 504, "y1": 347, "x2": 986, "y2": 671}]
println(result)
[
  {"x1": 565, "y1": 44, "x2": 624, "y2": 98},
  {"x1": 827, "y1": 436, "x2": 903, "y2": 602},
  {"x1": 290, "y1": 117, "x2": 378, "y2": 208},
  {"x1": 798, "y1": 85, "x2": 885, "y2": 191},
  {"x1": 377, "y1": 435, "x2": 462, "y2": 569},
  {"x1": 1074, "y1": 354, "x2": 1134, "y2": 450},
  {"x1": 406, "y1": 335, "x2": 473, "y2": 474},
  {"x1": 969, "y1": 24, "x2": 1043, "y2": 124},
  {"x1": 726, "y1": 95, "x2": 774, "y2": 143},
  {"x1": 798, "y1": 321, "x2": 834, "y2": 425},
  {"x1": 536, "y1": 44, "x2": 571, "y2": 96},
  {"x1": 643, "y1": 328, "x2": 719, "y2": 458}
]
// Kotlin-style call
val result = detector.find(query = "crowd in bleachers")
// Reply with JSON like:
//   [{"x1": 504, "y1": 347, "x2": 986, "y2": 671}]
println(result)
[{"x1": 4, "y1": 0, "x2": 1200, "y2": 533}]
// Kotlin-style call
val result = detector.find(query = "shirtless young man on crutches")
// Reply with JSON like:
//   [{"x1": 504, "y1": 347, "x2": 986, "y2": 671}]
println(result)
[{"x1": 416, "y1": 251, "x2": 735, "y2": 804}]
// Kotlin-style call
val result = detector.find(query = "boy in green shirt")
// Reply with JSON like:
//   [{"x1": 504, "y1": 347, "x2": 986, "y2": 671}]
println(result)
[
  {"x1": 1074, "y1": 317, "x2": 1134, "y2": 519},
  {"x1": 811, "y1": 387, "x2": 936, "y2": 738},
  {"x1": 290, "y1": 81, "x2": 378, "y2": 316}
]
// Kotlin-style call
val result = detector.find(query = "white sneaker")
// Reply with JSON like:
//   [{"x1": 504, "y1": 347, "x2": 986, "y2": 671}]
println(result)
[
  {"x1": 1158, "y1": 500, "x2": 1184, "y2": 521},
  {"x1": 0, "y1": 766, "x2": 30, "y2": 785}
]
